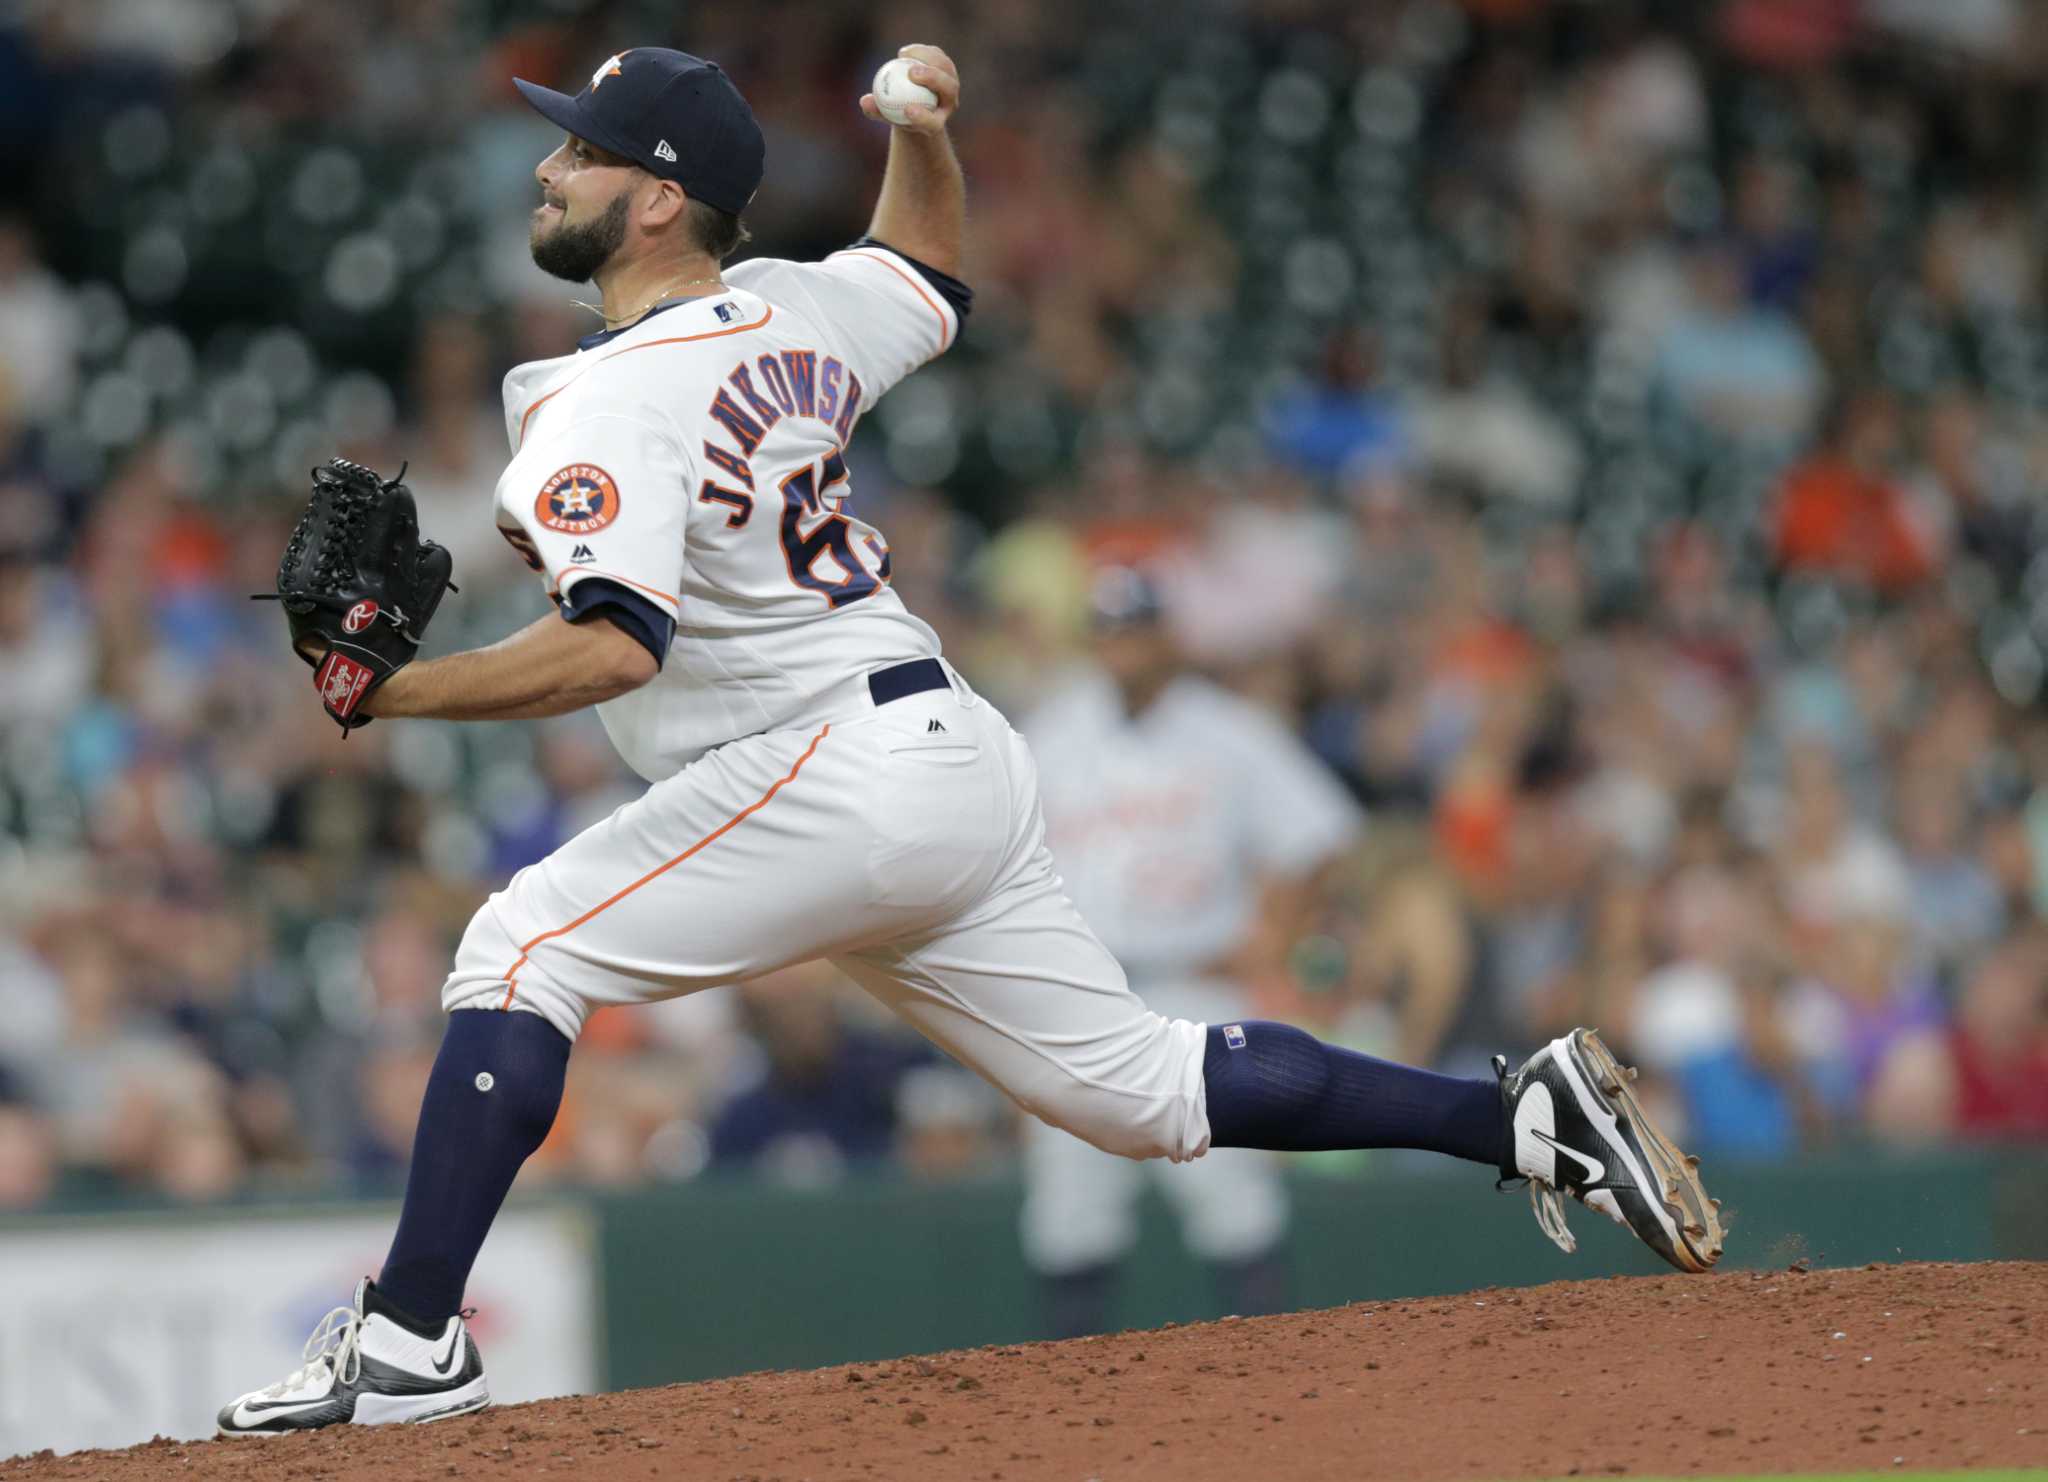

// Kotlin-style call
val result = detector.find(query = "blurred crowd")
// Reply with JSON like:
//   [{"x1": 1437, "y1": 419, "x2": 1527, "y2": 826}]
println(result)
[{"x1": 4, "y1": 0, "x2": 2048, "y2": 1213}]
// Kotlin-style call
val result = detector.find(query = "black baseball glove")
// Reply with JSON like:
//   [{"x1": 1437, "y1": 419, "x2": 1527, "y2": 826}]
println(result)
[{"x1": 256, "y1": 457, "x2": 455, "y2": 732}]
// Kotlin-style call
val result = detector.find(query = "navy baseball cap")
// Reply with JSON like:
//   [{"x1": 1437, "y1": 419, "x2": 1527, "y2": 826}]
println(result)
[{"x1": 514, "y1": 48, "x2": 765, "y2": 215}]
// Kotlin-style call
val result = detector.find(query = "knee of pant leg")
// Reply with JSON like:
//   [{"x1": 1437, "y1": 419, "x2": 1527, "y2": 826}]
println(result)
[
  {"x1": 441, "y1": 900, "x2": 588, "y2": 1043},
  {"x1": 1021, "y1": 1079, "x2": 1186, "y2": 1162},
  {"x1": 1002, "y1": 1029, "x2": 1211, "y2": 1162}
]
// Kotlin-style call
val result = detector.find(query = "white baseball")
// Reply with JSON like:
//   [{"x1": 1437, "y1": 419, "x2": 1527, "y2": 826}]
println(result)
[{"x1": 872, "y1": 57, "x2": 938, "y2": 126}]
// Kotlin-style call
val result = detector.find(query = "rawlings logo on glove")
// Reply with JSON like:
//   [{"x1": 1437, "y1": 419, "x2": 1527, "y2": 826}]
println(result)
[{"x1": 255, "y1": 457, "x2": 455, "y2": 732}]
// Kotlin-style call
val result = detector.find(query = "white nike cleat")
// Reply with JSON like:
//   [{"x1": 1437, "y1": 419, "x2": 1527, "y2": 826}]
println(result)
[
  {"x1": 217, "y1": 1279, "x2": 489, "y2": 1437},
  {"x1": 1495, "y1": 1028, "x2": 1726, "y2": 1273}
]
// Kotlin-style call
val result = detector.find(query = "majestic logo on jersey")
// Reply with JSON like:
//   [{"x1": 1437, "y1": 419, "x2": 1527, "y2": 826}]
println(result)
[
  {"x1": 590, "y1": 52, "x2": 629, "y2": 90},
  {"x1": 536, "y1": 464, "x2": 620, "y2": 535},
  {"x1": 341, "y1": 599, "x2": 379, "y2": 634}
]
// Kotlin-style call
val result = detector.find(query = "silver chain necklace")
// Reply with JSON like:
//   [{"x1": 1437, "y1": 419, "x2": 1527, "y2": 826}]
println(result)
[{"x1": 571, "y1": 271, "x2": 724, "y2": 327}]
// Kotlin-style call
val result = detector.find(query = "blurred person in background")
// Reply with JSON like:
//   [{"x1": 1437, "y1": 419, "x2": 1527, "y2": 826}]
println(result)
[
  {"x1": 709, "y1": 963, "x2": 931, "y2": 1185},
  {"x1": 395, "y1": 313, "x2": 530, "y2": 600},
  {"x1": 484, "y1": 714, "x2": 645, "y2": 877},
  {"x1": 1625, "y1": 857, "x2": 1819, "y2": 1159},
  {"x1": 1412, "y1": 291, "x2": 1583, "y2": 509},
  {"x1": 1652, "y1": 237, "x2": 1824, "y2": 453},
  {"x1": 1942, "y1": 934, "x2": 2048, "y2": 1142},
  {"x1": 1630, "y1": 863, "x2": 1764, "y2": 1077},
  {"x1": 1018, "y1": 566, "x2": 1362, "y2": 1337},
  {"x1": 0, "y1": 1067, "x2": 56, "y2": 1209},
  {"x1": 1667, "y1": 950, "x2": 1816, "y2": 1162},
  {"x1": 346, "y1": 1030, "x2": 440, "y2": 1186},
  {"x1": 1771, "y1": 389, "x2": 1943, "y2": 596},
  {"x1": 1769, "y1": 738, "x2": 1911, "y2": 951},
  {"x1": 1780, "y1": 847, "x2": 1949, "y2": 1141},
  {"x1": 1261, "y1": 327, "x2": 1408, "y2": 486},
  {"x1": 1896, "y1": 760, "x2": 2004, "y2": 984},
  {"x1": 16, "y1": 914, "x2": 236, "y2": 1194},
  {"x1": 536, "y1": 1023, "x2": 713, "y2": 1188},
  {"x1": 0, "y1": 551, "x2": 93, "y2": 738},
  {"x1": 894, "y1": 1061, "x2": 1007, "y2": 1180},
  {"x1": 1339, "y1": 828, "x2": 1475, "y2": 1073},
  {"x1": 0, "y1": 214, "x2": 79, "y2": 427}
]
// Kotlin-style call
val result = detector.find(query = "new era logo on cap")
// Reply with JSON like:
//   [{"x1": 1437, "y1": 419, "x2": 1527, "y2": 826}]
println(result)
[{"x1": 654, "y1": 138, "x2": 677, "y2": 162}]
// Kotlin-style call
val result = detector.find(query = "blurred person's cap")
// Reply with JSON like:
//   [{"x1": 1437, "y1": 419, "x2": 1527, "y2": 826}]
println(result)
[
  {"x1": 515, "y1": 48, "x2": 764, "y2": 215},
  {"x1": 1087, "y1": 565, "x2": 1165, "y2": 631}
]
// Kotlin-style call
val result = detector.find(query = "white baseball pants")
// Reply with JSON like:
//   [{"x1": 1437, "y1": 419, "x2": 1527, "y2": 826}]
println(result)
[{"x1": 441, "y1": 667, "x2": 1214, "y2": 1163}]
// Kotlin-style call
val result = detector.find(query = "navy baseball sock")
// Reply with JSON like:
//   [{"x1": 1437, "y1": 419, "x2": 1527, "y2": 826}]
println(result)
[
  {"x1": 1202, "y1": 1021, "x2": 1505, "y2": 1167},
  {"x1": 376, "y1": 1008, "x2": 571, "y2": 1323}
]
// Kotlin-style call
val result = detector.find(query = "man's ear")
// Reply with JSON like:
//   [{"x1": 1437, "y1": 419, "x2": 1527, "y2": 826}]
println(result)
[{"x1": 638, "y1": 177, "x2": 688, "y2": 230}]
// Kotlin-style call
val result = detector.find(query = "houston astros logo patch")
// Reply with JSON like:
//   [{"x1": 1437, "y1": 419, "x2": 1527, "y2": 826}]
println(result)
[{"x1": 537, "y1": 464, "x2": 620, "y2": 534}]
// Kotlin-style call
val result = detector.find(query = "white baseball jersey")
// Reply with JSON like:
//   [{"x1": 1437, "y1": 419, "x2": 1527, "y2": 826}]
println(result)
[
  {"x1": 1026, "y1": 672, "x2": 1364, "y2": 975},
  {"x1": 492, "y1": 245, "x2": 960, "y2": 780},
  {"x1": 445, "y1": 243, "x2": 1220, "y2": 1178}
]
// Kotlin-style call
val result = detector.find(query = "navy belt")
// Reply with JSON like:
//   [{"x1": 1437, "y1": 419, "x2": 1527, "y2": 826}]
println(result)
[{"x1": 868, "y1": 657, "x2": 949, "y2": 707}]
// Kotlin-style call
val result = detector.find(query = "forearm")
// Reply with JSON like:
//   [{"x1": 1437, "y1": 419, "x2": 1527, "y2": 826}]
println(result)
[
  {"x1": 866, "y1": 116, "x2": 964, "y2": 275},
  {"x1": 365, "y1": 611, "x2": 654, "y2": 721},
  {"x1": 1387, "y1": 879, "x2": 1472, "y2": 1068},
  {"x1": 1396, "y1": 934, "x2": 1469, "y2": 1069},
  {"x1": 1214, "y1": 870, "x2": 1319, "y2": 987}
]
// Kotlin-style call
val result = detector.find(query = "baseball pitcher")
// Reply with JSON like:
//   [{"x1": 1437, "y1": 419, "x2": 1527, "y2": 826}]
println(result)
[{"x1": 221, "y1": 44, "x2": 1723, "y2": 1436}]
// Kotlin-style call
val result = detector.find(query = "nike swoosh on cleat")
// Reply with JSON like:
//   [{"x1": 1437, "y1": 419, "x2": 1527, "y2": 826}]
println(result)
[
  {"x1": 230, "y1": 1399, "x2": 329, "y2": 1429},
  {"x1": 1532, "y1": 1127, "x2": 1604, "y2": 1187},
  {"x1": 428, "y1": 1326, "x2": 463, "y2": 1378}
]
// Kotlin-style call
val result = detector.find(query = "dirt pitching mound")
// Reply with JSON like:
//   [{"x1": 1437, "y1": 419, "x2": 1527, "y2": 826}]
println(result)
[{"x1": 5, "y1": 1259, "x2": 2045, "y2": 1481}]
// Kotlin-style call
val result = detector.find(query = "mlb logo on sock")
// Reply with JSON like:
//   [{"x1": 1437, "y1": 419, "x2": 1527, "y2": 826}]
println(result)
[{"x1": 1224, "y1": 1024, "x2": 1247, "y2": 1049}]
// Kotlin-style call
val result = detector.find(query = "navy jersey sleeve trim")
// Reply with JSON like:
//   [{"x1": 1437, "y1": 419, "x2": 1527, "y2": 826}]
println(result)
[
  {"x1": 849, "y1": 237, "x2": 973, "y2": 323},
  {"x1": 558, "y1": 578, "x2": 675, "y2": 671}
]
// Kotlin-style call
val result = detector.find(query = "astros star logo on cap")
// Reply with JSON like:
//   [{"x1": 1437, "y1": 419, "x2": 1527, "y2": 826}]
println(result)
[{"x1": 590, "y1": 51, "x2": 629, "y2": 90}]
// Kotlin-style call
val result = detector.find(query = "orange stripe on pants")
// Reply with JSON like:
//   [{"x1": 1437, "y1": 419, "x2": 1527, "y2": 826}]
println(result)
[{"x1": 499, "y1": 725, "x2": 832, "y2": 1009}]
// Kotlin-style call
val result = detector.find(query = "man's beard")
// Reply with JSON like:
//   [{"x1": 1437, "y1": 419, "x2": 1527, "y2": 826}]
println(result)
[{"x1": 530, "y1": 188, "x2": 631, "y2": 282}]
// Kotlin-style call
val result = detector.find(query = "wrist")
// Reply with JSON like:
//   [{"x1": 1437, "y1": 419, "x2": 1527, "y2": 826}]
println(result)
[{"x1": 363, "y1": 664, "x2": 419, "y2": 718}]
